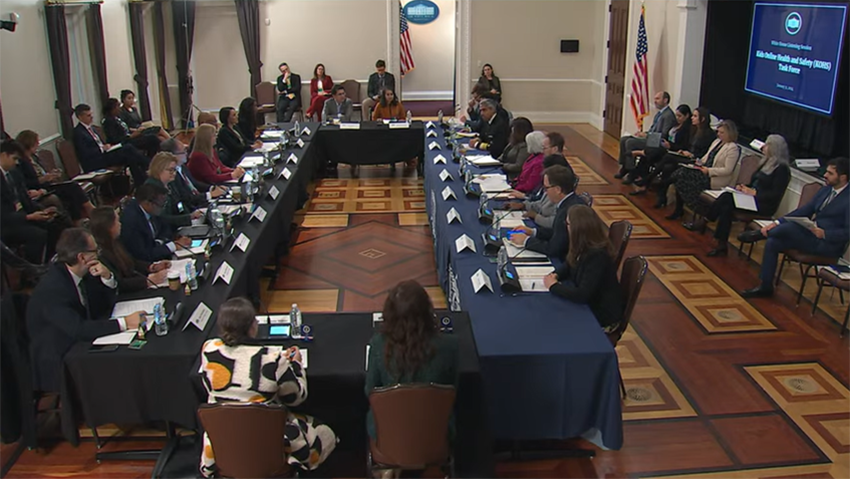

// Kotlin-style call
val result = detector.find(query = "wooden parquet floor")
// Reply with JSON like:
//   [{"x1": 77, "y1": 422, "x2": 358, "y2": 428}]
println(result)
[{"x1": 4, "y1": 124, "x2": 849, "y2": 479}]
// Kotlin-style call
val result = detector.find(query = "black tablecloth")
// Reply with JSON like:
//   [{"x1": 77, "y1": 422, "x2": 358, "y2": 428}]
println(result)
[{"x1": 312, "y1": 122, "x2": 425, "y2": 166}]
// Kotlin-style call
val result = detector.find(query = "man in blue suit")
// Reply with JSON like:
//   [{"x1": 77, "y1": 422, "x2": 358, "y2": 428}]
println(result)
[
  {"x1": 741, "y1": 157, "x2": 849, "y2": 298},
  {"x1": 72, "y1": 104, "x2": 150, "y2": 186},
  {"x1": 120, "y1": 182, "x2": 191, "y2": 263}
]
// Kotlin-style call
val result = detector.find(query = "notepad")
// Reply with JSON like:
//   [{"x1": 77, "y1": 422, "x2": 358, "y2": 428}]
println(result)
[
  {"x1": 93, "y1": 330, "x2": 137, "y2": 346},
  {"x1": 111, "y1": 297, "x2": 165, "y2": 319}
]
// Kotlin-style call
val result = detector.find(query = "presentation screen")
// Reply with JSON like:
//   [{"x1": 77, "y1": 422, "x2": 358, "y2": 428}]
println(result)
[{"x1": 745, "y1": 2, "x2": 847, "y2": 115}]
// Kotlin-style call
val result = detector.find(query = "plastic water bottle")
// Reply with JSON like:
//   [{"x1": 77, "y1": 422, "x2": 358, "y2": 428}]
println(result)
[
  {"x1": 294, "y1": 119, "x2": 300, "y2": 135},
  {"x1": 438, "y1": 109, "x2": 444, "y2": 124},
  {"x1": 153, "y1": 303, "x2": 168, "y2": 336},
  {"x1": 186, "y1": 262, "x2": 198, "y2": 291},
  {"x1": 406, "y1": 110, "x2": 412, "y2": 123},
  {"x1": 290, "y1": 303, "x2": 302, "y2": 339}
]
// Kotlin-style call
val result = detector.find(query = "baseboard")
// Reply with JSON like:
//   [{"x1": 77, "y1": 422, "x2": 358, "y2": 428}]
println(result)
[
  {"x1": 588, "y1": 113, "x2": 603, "y2": 131},
  {"x1": 511, "y1": 111, "x2": 598, "y2": 124},
  {"x1": 400, "y1": 90, "x2": 453, "y2": 101}
]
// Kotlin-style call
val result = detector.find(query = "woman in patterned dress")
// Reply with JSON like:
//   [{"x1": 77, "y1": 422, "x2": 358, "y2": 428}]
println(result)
[{"x1": 198, "y1": 297, "x2": 336, "y2": 477}]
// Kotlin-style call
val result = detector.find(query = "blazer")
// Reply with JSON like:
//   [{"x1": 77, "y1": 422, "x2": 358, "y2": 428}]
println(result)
[
  {"x1": 276, "y1": 73, "x2": 302, "y2": 107},
  {"x1": 750, "y1": 164, "x2": 791, "y2": 217},
  {"x1": 217, "y1": 126, "x2": 251, "y2": 167},
  {"x1": 322, "y1": 97, "x2": 355, "y2": 122},
  {"x1": 27, "y1": 262, "x2": 119, "y2": 391},
  {"x1": 188, "y1": 151, "x2": 234, "y2": 185},
  {"x1": 477, "y1": 108, "x2": 510, "y2": 158},
  {"x1": 367, "y1": 72, "x2": 396, "y2": 99},
  {"x1": 17, "y1": 155, "x2": 46, "y2": 190},
  {"x1": 666, "y1": 124, "x2": 692, "y2": 152},
  {"x1": 689, "y1": 128, "x2": 717, "y2": 158},
  {"x1": 701, "y1": 139, "x2": 741, "y2": 189},
  {"x1": 550, "y1": 248, "x2": 625, "y2": 328},
  {"x1": 102, "y1": 116, "x2": 133, "y2": 145},
  {"x1": 145, "y1": 178, "x2": 192, "y2": 227},
  {"x1": 119, "y1": 199, "x2": 174, "y2": 263},
  {"x1": 500, "y1": 142, "x2": 529, "y2": 176},
  {"x1": 309, "y1": 76, "x2": 333, "y2": 99},
  {"x1": 372, "y1": 102, "x2": 406, "y2": 121},
  {"x1": 236, "y1": 119, "x2": 257, "y2": 143},
  {"x1": 1, "y1": 169, "x2": 39, "y2": 230},
  {"x1": 512, "y1": 153, "x2": 545, "y2": 193},
  {"x1": 99, "y1": 246, "x2": 151, "y2": 294},
  {"x1": 780, "y1": 185, "x2": 850, "y2": 247},
  {"x1": 173, "y1": 165, "x2": 209, "y2": 209},
  {"x1": 647, "y1": 106, "x2": 676, "y2": 136},
  {"x1": 72, "y1": 123, "x2": 107, "y2": 172},
  {"x1": 119, "y1": 107, "x2": 143, "y2": 129},
  {"x1": 525, "y1": 193, "x2": 586, "y2": 261}
]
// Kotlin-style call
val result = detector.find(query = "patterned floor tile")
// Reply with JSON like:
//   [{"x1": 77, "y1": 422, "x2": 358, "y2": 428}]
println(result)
[
  {"x1": 305, "y1": 178, "x2": 425, "y2": 214},
  {"x1": 265, "y1": 289, "x2": 339, "y2": 313},
  {"x1": 567, "y1": 155, "x2": 609, "y2": 186},
  {"x1": 641, "y1": 464, "x2": 836, "y2": 479},
  {"x1": 647, "y1": 256, "x2": 777, "y2": 333},
  {"x1": 298, "y1": 214, "x2": 349, "y2": 228},
  {"x1": 592, "y1": 195, "x2": 670, "y2": 239},
  {"x1": 398, "y1": 213, "x2": 429, "y2": 226}
]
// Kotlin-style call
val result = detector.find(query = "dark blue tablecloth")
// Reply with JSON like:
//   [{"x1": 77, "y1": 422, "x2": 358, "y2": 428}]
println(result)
[{"x1": 422, "y1": 126, "x2": 623, "y2": 449}]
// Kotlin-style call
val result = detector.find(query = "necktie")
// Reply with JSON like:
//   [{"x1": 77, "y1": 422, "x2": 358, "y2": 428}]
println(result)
[
  {"x1": 820, "y1": 190, "x2": 837, "y2": 211},
  {"x1": 178, "y1": 167, "x2": 198, "y2": 194},
  {"x1": 337, "y1": 102, "x2": 342, "y2": 115},
  {"x1": 88, "y1": 126, "x2": 105, "y2": 152},
  {"x1": 650, "y1": 110, "x2": 662, "y2": 131}
]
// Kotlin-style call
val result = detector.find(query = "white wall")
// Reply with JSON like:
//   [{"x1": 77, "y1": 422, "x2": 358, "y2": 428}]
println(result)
[{"x1": 399, "y1": 0, "x2": 455, "y2": 101}]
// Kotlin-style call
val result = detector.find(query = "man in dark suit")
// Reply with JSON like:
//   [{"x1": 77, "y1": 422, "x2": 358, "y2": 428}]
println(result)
[
  {"x1": 617, "y1": 91, "x2": 676, "y2": 182},
  {"x1": 173, "y1": 151, "x2": 224, "y2": 209},
  {"x1": 26, "y1": 228, "x2": 143, "y2": 392},
  {"x1": 321, "y1": 85, "x2": 356, "y2": 123},
  {"x1": 470, "y1": 99, "x2": 510, "y2": 158},
  {"x1": 120, "y1": 182, "x2": 191, "y2": 263},
  {"x1": 361, "y1": 59, "x2": 396, "y2": 121},
  {"x1": 0, "y1": 140, "x2": 68, "y2": 263},
  {"x1": 740, "y1": 157, "x2": 850, "y2": 298},
  {"x1": 72, "y1": 103, "x2": 150, "y2": 186},
  {"x1": 276, "y1": 63, "x2": 302, "y2": 123},
  {"x1": 509, "y1": 165, "x2": 583, "y2": 261}
]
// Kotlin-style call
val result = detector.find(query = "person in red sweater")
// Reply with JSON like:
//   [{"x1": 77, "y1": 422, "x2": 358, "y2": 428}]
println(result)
[
  {"x1": 187, "y1": 124, "x2": 245, "y2": 185},
  {"x1": 306, "y1": 64, "x2": 333, "y2": 120},
  {"x1": 511, "y1": 131, "x2": 546, "y2": 193}
]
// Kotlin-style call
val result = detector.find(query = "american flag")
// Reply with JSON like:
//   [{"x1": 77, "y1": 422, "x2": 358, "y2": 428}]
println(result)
[
  {"x1": 400, "y1": 2, "x2": 415, "y2": 76},
  {"x1": 630, "y1": 4, "x2": 650, "y2": 131}
]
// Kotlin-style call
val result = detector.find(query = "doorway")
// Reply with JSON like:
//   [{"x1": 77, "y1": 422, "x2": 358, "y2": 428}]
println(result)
[{"x1": 604, "y1": 0, "x2": 629, "y2": 138}]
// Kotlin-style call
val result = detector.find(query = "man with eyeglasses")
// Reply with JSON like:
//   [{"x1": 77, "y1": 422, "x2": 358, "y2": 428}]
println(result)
[
  {"x1": 27, "y1": 228, "x2": 145, "y2": 392},
  {"x1": 120, "y1": 182, "x2": 192, "y2": 263}
]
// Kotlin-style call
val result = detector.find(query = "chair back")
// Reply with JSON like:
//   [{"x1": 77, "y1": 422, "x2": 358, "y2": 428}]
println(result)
[
  {"x1": 341, "y1": 79, "x2": 361, "y2": 104},
  {"x1": 369, "y1": 383, "x2": 455, "y2": 468},
  {"x1": 255, "y1": 82, "x2": 276, "y2": 108},
  {"x1": 608, "y1": 256, "x2": 648, "y2": 345},
  {"x1": 0, "y1": 293, "x2": 37, "y2": 447},
  {"x1": 197, "y1": 402, "x2": 290, "y2": 478},
  {"x1": 735, "y1": 154, "x2": 761, "y2": 185},
  {"x1": 799, "y1": 182, "x2": 821, "y2": 208},
  {"x1": 578, "y1": 191, "x2": 593, "y2": 207},
  {"x1": 36, "y1": 150, "x2": 59, "y2": 174},
  {"x1": 55, "y1": 139, "x2": 82, "y2": 178},
  {"x1": 608, "y1": 220, "x2": 633, "y2": 272}
]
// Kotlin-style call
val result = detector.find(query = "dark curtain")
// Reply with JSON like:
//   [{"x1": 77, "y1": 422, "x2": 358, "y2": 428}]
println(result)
[
  {"x1": 235, "y1": 0, "x2": 263, "y2": 98},
  {"x1": 153, "y1": 2, "x2": 174, "y2": 130},
  {"x1": 85, "y1": 4, "x2": 109, "y2": 103},
  {"x1": 128, "y1": 3, "x2": 151, "y2": 121},
  {"x1": 45, "y1": 5, "x2": 74, "y2": 140},
  {"x1": 173, "y1": 1, "x2": 196, "y2": 129}
]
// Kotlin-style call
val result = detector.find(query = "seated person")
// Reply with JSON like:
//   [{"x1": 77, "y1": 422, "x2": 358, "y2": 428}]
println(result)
[
  {"x1": 101, "y1": 98, "x2": 162, "y2": 159},
  {"x1": 667, "y1": 120, "x2": 741, "y2": 223},
  {"x1": 118, "y1": 89, "x2": 172, "y2": 144},
  {"x1": 146, "y1": 152, "x2": 204, "y2": 228},
  {"x1": 199, "y1": 297, "x2": 336, "y2": 477},
  {"x1": 72, "y1": 103, "x2": 149, "y2": 186},
  {"x1": 173, "y1": 149, "x2": 225, "y2": 207},
  {"x1": 460, "y1": 82, "x2": 493, "y2": 131},
  {"x1": 510, "y1": 131, "x2": 546, "y2": 193},
  {"x1": 187, "y1": 112, "x2": 220, "y2": 154},
  {"x1": 15, "y1": 130, "x2": 94, "y2": 222},
  {"x1": 701, "y1": 134, "x2": 791, "y2": 256},
  {"x1": 543, "y1": 206, "x2": 625, "y2": 332},
  {"x1": 469, "y1": 99, "x2": 509, "y2": 158},
  {"x1": 90, "y1": 206, "x2": 169, "y2": 294},
  {"x1": 322, "y1": 84, "x2": 356, "y2": 123},
  {"x1": 629, "y1": 104, "x2": 692, "y2": 194},
  {"x1": 26, "y1": 228, "x2": 143, "y2": 391},
  {"x1": 1, "y1": 140, "x2": 69, "y2": 263},
  {"x1": 617, "y1": 91, "x2": 675, "y2": 180},
  {"x1": 362, "y1": 59, "x2": 396, "y2": 121},
  {"x1": 509, "y1": 165, "x2": 583, "y2": 261},
  {"x1": 371, "y1": 88, "x2": 406, "y2": 121},
  {"x1": 236, "y1": 97, "x2": 260, "y2": 144},
  {"x1": 120, "y1": 182, "x2": 192, "y2": 263},
  {"x1": 478, "y1": 63, "x2": 502, "y2": 103},
  {"x1": 306, "y1": 63, "x2": 333, "y2": 120},
  {"x1": 499, "y1": 117, "x2": 533, "y2": 179},
  {"x1": 275, "y1": 62, "x2": 302, "y2": 123},
  {"x1": 505, "y1": 153, "x2": 572, "y2": 229},
  {"x1": 188, "y1": 124, "x2": 245, "y2": 185},
  {"x1": 365, "y1": 280, "x2": 458, "y2": 441},
  {"x1": 740, "y1": 157, "x2": 850, "y2": 298},
  {"x1": 217, "y1": 106, "x2": 262, "y2": 167},
  {"x1": 652, "y1": 106, "x2": 716, "y2": 208}
]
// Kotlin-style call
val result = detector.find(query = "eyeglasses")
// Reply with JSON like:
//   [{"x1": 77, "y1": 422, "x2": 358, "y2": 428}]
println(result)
[
  {"x1": 542, "y1": 184, "x2": 557, "y2": 190},
  {"x1": 164, "y1": 167, "x2": 177, "y2": 173},
  {"x1": 82, "y1": 247, "x2": 102, "y2": 256}
]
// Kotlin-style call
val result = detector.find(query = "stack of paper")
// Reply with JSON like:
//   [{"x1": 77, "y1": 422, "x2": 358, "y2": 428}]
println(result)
[
  {"x1": 501, "y1": 238, "x2": 547, "y2": 260},
  {"x1": 73, "y1": 169, "x2": 112, "y2": 181},
  {"x1": 255, "y1": 315, "x2": 290, "y2": 324},
  {"x1": 456, "y1": 132, "x2": 478, "y2": 138},
  {"x1": 238, "y1": 155, "x2": 265, "y2": 168},
  {"x1": 93, "y1": 330, "x2": 137, "y2": 345},
  {"x1": 151, "y1": 259, "x2": 196, "y2": 287},
  {"x1": 825, "y1": 266, "x2": 850, "y2": 280},
  {"x1": 467, "y1": 155, "x2": 501, "y2": 166},
  {"x1": 175, "y1": 239, "x2": 209, "y2": 259},
  {"x1": 515, "y1": 265, "x2": 555, "y2": 292},
  {"x1": 497, "y1": 211, "x2": 526, "y2": 229},
  {"x1": 472, "y1": 174, "x2": 510, "y2": 192},
  {"x1": 111, "y1": 297, "x2": 165, "y2": 319}
]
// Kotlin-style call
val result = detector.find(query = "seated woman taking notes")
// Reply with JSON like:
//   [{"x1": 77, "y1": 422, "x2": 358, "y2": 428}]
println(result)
[
  {"x1": 543, "y1": 206, "x2": 625, "y2": 332},
  {"x1": 187, "y1": 124, "x2": 245, "y2": 185},
  {"x1": 371, "y1": 88, "x2": 406, "y2": 121},
  {"x1": 199, "y1": 298, "x2": 337, "y2": 477}
]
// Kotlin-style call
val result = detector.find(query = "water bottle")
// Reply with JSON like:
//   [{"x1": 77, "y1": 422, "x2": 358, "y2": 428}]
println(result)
[
  {"x1": 154, "y1": 303, "x2": 168, "y2": 336},
  {"x1": 186, "y1": 262, "x2": 198, "y2": 291},
  {"x1": 294, "y1": 119, "x2": 300, "y2": 135},
  {"x1": 438, "y1": 109, "x2": 444, "y2": 124},
  {"x1": 290, "y1": 303, "x2": 302, "y2": 339},
  {"x1": 211, "y1": 202, "x2": 225, "y2": 233},
  {"x1": 406, "y1": 110, "x2": 412, "y2": 123}
]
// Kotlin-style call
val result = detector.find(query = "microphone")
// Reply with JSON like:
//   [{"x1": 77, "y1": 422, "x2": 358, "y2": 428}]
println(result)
[
  {"x1": 477, "y1": 188, "x2": 514, "y2": 224},
  {"x1": 480, "y1": 207, "x2": 517, "y2": 256}
]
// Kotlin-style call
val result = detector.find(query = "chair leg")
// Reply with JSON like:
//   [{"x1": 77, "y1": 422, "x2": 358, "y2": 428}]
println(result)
[
  {"x1": 842, "y1": 306, "x2": 850, "y2": 338},
  {"x1": 775, "y1": 255, "x2": 788, "y2": 286},
  {"x1": 840, "y1": 289, "x2": 845, "y2": 305},
  {"x1": 620, "y1": 375, "x2": 626, "y2": 399},
  {"x1": 91, "y1": 426, "x2": 102, "y2": 450},
  {"x1": 797, "y1": 264, "x2": 815, "y2": 306},
  {"x1": 812, "y1": 279, "x2": 825, "y2": 316}
]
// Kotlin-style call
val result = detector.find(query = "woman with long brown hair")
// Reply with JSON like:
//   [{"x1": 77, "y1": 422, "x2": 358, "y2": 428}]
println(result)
[
  {"x1": 365, "y1": 280, "x2": 459, "y2": 440},
  {"x1": 187, "y1": 124, "x2": 244, "y2": 185},
  {"x1": 306, "y1": 63, "x2": 333, "y2": 120},
  {"x1": 499, "y1": 117, "x2": 533, "y2": 179},
  {"x1": 89, "y1": 206, "x2": 170, "y2": 293},
  {"x1": 542, "y1": 205, "x2": 625, "y2": 331}
]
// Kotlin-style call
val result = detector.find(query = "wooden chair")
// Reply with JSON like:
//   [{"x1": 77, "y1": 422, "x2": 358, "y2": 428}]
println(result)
[
  {"x1": 368, "y1": 383, "x2": 456, "y2": 476},
  {"x1": 341, "y1": 79, "x2": 362, "y2": 112},
  {"x1": 811, "y1": 268, "x2": 850, "y2": 336},
  {"x1": 55, "y1": 139, "x2": 127, "y2": 202},
  {"x1": 776, "y1": 242, "x2": 850, "y2": 306},
  {"x1": 197, "y1": 403, "x2": 291, "y2": 478},
  {"x1": 578, "y1": 191, "x2": 593, "y2": 207},
  {"x1": 608, "y1": 220, "x2": 633, "y2": 273},
  {"x1": 607, "y1": 256, "x2": 648, "y2": 399},
  {"x1": 37, "y1": 149, "x2": 96, "y2": 204},
  {"x1": 738, "y1": 182, "x2": 822, "y2": 259},
  {"x1": 255, "y1": 81, "x2": 277, "y2": 124}
]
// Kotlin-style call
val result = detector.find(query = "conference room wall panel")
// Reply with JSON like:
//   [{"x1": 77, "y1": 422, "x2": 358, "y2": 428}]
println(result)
[
  {"x1": 399, "y1": 0, "x2": 455, "y2": 101},
  {"x1": 101, "y1": 0, "x2": 136, "y2": 108},
  {"x1": 507, "y1": 80, "x2": 600, "y2": 124},
  {"x1": 193, "y1": 2, "x2": 251, "y2": 113}
]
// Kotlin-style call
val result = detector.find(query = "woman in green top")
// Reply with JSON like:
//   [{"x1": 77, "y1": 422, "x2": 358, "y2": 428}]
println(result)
[{"x1": 365, "y1": 280, "x2": 459, "y2": 440}]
